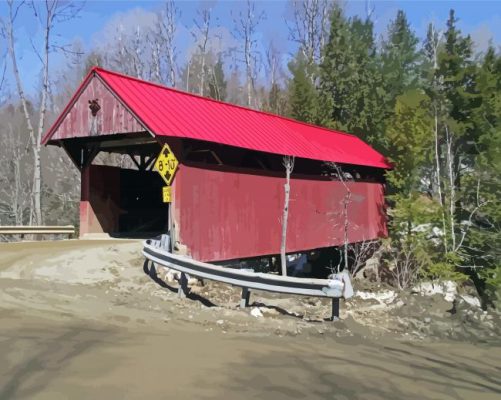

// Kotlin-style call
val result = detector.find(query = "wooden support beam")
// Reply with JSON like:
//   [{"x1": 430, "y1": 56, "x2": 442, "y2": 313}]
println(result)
[
  {"x1": 145, "y1": 155, "x2": 157, "y2": 171},
  {"x1": 129, "y1": 154, "x2": 142, "y2": 170}
]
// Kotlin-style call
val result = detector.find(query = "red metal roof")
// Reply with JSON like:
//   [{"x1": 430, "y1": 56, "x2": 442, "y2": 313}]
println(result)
[{"x1": 43, "y1": 67, "x2": 390, "y2": 169}]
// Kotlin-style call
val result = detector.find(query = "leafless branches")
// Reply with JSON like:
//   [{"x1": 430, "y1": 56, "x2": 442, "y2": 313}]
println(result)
[
  {"x1": 265, "y1": 40, "x2": 282, "y2": 88},
  {"x1": 0, "y1": 118, "x2": 31, "y2": 229},
  {"x1": 328, "y1": 162, "x2": 352, "y2": 272},
  {"x1": 280, "y1": 155, "x2": 295, "y2": 276},
  {"x1": 159, "y1": 0, "x2": 180, "y2": 87},
  {"x1": 286, "y1": 0, "x2": 330, "y2": 69},
  {"x1": 348, "y1": 239, "x2": 380, "y2": 278},
  {"x1": 3, "y1": 0, "x2": 82, "y2": 225},
  {"x1": 191, "y1": 6, "x2": 213, "y2": 96},
  {"x1": 390, "y1": 240, "x2": 425, "y2": 290},
  {"x1": 232, "y1": 0, "x2": 265, "y2": 107}
]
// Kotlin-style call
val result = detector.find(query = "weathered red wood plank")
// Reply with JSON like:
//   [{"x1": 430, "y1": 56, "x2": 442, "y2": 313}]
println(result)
[
  {"x1": 51, "y1": 76, "x2": 144, "y2": 140},
  {"x1": 174, "y1": 164, "x2": 387, "y2": 262}
]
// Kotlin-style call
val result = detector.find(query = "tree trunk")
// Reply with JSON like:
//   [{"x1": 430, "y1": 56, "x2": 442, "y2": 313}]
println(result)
[
  {"x1": 445, "y1": 125, "x2": 456, "y2": 250},
  {"x1": 280, "y1": 156, "x2": 294, "y2": 276},
  {"x1": 434, "y1": 108, "x2": 447, "y2": 253}
]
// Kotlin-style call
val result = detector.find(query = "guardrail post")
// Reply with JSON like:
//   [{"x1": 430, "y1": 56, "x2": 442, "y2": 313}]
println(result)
[
  {"x1": 331, "y1": 298, "x2": 340, "y2": 321},
  {"x1": 240, "y1": 287, "x2": 250, "y2": 308},
  {"x1": 178, "y1": 272, "x2": 188, "y2": 298}
]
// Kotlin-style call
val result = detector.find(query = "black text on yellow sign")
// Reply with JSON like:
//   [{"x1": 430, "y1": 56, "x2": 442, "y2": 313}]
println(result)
[
  {"x1": 162, "y1": 186, "x2": 172, "y2": 203},
  {"x1": 155, "y1": 144, "x2": 179, "y2": 186}
]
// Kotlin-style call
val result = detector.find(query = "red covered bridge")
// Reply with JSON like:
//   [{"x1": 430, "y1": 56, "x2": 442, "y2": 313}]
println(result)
[{"x1": 43, "y1": 67, "x2": 390, "y2": 266}]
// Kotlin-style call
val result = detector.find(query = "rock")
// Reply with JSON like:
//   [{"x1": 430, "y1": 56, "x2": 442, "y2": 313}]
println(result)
[
  {"x1": 216, "y1": 319, "x2": 224, "y2": 325},
  {"x1": 460, "y1": 294, "x2": 481, "y2": 308},
  {"x1": 424, "y1": 317, "x2": 431, "y2": 324},
  {"x1": 260, "y1": 307, "x2": 280, "y2": 316},
  {"x1": 250, "y1": 307, "x2": 263, "y2": 318}
]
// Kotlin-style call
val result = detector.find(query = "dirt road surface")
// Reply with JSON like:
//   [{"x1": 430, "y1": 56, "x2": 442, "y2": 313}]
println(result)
[{"x1": 1, "y1": 240, "x2": 500, "y2": 399}]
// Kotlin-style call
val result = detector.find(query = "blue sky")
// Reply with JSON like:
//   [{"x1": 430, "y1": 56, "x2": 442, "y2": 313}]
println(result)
[{"x1": 1, "y1": 1, "x2": 500, "y2": 97}]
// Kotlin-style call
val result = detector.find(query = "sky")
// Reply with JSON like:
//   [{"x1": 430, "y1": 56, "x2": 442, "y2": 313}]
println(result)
[{"x1": 1, "y1": 0, "x2": 500, "y2": 97}]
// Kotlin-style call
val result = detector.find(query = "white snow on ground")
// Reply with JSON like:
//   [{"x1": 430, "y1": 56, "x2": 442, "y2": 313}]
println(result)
[
  {"x1": 460, "y1": 294, "x2": 481, "y2": 308},
  {"x1": 251, "y1": 307, "x2": 264, "y2": 318},
  {"x1": 413, "y1": 281, "x2": 457, "y2": 302},
  {"x1": 355, "y1": 290, "x2": 397, "y2": 304}
]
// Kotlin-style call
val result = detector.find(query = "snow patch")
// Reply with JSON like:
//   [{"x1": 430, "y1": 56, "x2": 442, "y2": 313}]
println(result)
[
  {"x1": 355, "y1": 290, "x2": 397, "y2": 304},
  {"x1": 413, "y1": 281, "x2": 457, "y2": 302},
  {"x1": 460, "y1": 295, "x2": 481, "y2": 308},
  {"x1": 250, "y1": 307, "x2": 263, "y2": 318}
]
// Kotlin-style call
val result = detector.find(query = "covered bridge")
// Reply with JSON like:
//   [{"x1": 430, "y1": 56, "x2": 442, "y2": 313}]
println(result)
[{"x1": 43, "y1": 67, "x2": 390, "y2": 265}]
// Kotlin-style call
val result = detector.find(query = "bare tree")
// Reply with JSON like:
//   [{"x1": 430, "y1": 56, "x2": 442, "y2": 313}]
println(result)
[
  {"x1": 191, "y1": 6, "x2": 212, "y2": 96},
  {"x1": 0, "y1": 121, "x2": 31, "y2": 228},
  {"x1": 426, "y1": 23, "x2": 448, "y2": 253},
  {"x1": 328, "y1": 162, "x2": 352, "y2": 272},
  {"x1": 159, "y1": 0, "x2": 179, "y2": 87},
  {"x1": 0, "y1": 50, "x2": 6, "y2": 96},
  {"x1": 445, "y1": 124, "x2": 456, "y2": 251},
  {"x1": 286, "y1": 0, "x2": 330, "y2": 71},
  {"x1": 265, "y1": 40, "x2": 281, "y2": 88},
  {"x1": 151, "y1": 32, "x2": 163, "y2": 83},
  {"x1": 4, "y1": 0, "x2": 81, "y2": 226},
  {"x1": 232, "y1": 0, "x2": 265, "y2": 107},
  {"x1": 390, "y1": 240, "x2": 425, "y2": 290},
  {"x1": 348, "y1": 239, "x2": 380, "y2": 278},
  {"x1": 280, "y1": 155, "x2": 295, "y2": 276}
]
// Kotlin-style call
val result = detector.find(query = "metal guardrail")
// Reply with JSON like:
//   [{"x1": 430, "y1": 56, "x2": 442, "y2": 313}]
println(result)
[
  {"x1": 143, "y1": 235, "x2": 352, "y2": 321},
  {"x1": 0, "y1": 225, "x2": 75, "y2": 235}
]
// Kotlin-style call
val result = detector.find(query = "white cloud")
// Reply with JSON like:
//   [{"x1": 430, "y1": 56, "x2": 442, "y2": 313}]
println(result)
[
  {"x1": 471, "y1": 24, "x2": 494, "y2": 53},
  {"x1": 91, "y1": 7, "x2": 158, "y2": 49}
]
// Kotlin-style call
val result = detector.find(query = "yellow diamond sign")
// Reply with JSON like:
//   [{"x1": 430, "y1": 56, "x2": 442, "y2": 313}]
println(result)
[{"x1": 155, "y1": 144, "x2": 179, "y2": 186}]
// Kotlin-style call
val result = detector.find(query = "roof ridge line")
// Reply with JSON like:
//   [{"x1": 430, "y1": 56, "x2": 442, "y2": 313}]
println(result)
[{"x1": 92, "y1": 66, "x2": 359, "y2": 139}]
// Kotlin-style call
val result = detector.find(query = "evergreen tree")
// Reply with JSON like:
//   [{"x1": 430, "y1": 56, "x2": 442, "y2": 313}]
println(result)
[
  {"x1": 464, "y1": 46, "x2": 501, "y2": 306},
  {"x1": 319, "y1": 6, "x2": 383, "y2": 144},
  {"x1": 437, "y1": 10, "x2": 480, "y2": 246},
  {"x1": 380, "y1": 10, "x2": 420, "y2": 121},
  {"x1": 265, "y1": 82, "x2": 287, "y2": 116},
  {"x1": 385, "y1": 90, "x2": 433, "y2": 195},
  {"x1": 288, "y1": 52, "x2": 320, "y2": 124}
]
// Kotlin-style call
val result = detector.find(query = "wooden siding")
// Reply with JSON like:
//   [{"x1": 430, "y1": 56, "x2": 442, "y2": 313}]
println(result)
[
  {"x1": 51, "y1": 76, "x2": 144, "y2": 141},
  {"x1": 173, "y1": 164, "x2": 387, "y2": 262}
]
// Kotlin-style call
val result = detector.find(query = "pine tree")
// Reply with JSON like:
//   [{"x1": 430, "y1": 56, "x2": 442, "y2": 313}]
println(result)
[
  {"x1": 464, "y1": 46, "x2": 501, "y2": 306},
  {"x1": 385, "y1": 90, "x2": 433, "y2": 195},
  {"x1": 288, "y1": 52, "x2": 320, "y2": 124},
  {"x1": 380, "y1": 10, "x2": 420, "y2": 120},
  {"x1": 319, "y1": 6, "x2": 383, "y2": 143},
  {"x1": 437, "y1": 9, "x2": 480, "y2": 250}
]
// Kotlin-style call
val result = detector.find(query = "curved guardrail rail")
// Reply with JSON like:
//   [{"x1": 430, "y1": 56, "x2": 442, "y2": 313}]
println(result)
[{"x1": 142, "y1": 236, "x2": 351, "y2": 320}]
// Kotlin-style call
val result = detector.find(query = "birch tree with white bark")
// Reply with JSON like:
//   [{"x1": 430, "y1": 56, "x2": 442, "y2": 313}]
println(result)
[
  {"x1": 4, "y1": 0, "x2": 81, "y2": 226},
  {"x1": 191, "y1": 6, "x2": 213, "y2": 96}
]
